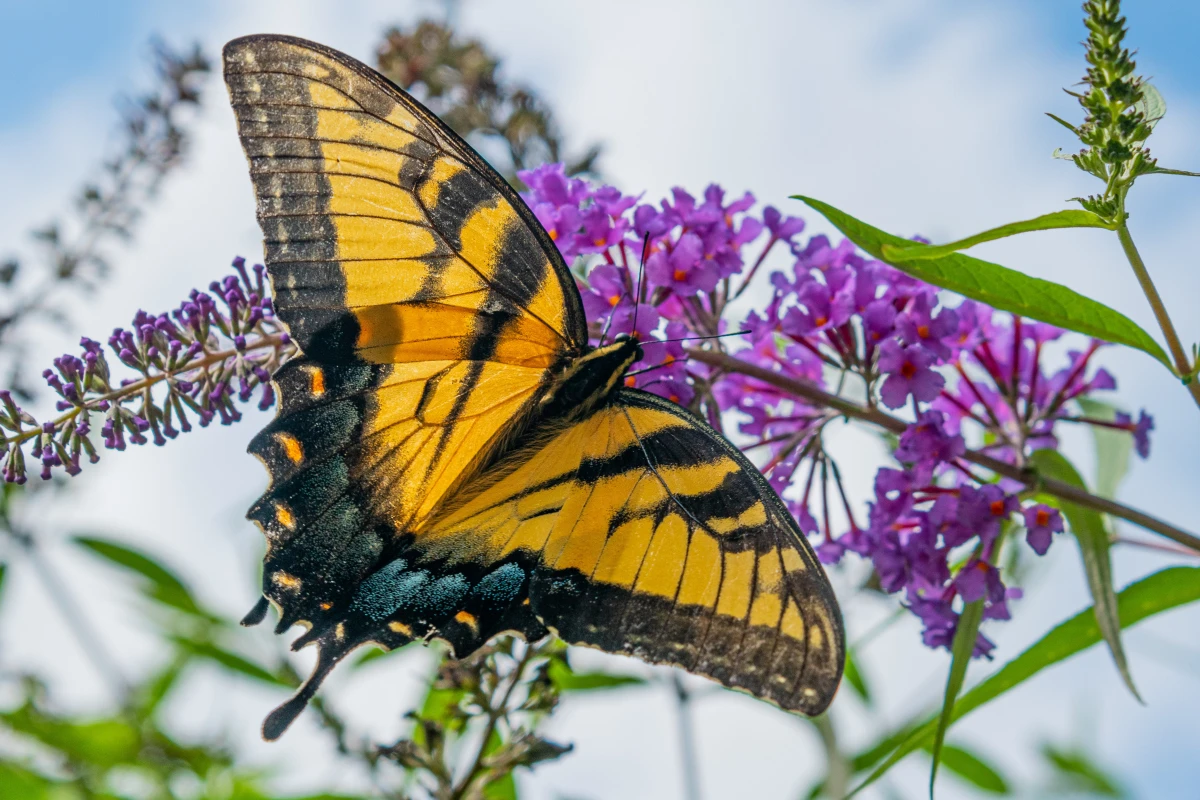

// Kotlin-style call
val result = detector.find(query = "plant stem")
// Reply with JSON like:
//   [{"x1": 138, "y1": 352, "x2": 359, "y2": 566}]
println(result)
[
  {"x1": 453, "y1": 644, "x2": 535, "y2": 799},
  {"x1": 2, "y1": 335, "x2": 288, "y2": 448},
  {"x1": 812, "y1": 713, "x2": 849, "y2": 800},
  {"x1": 1115, "y1": 221, "x2": 1200, "y2": 408},
  {"x1": 685, "y1": 348, "x2": 1200, "y2": 553},
  {"x1": 672, "y1": 673, "x2": 702, "y2": 800}
]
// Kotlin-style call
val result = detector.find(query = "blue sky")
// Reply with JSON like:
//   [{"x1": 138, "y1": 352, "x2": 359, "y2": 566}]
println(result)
[
  {"x1": 4, "y1": 2, "x2": 1199, "y2": 124},
  {"x1": 2, "y1": 3, "x2": 1198, "y2": 799}
]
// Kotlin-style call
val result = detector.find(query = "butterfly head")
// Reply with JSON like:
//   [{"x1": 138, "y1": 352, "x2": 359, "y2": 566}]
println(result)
[{"x1": 542, "y1": 335, "x2": 643, "y2": 419}]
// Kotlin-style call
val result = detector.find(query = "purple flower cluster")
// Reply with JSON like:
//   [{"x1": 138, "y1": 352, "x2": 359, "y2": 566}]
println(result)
[
  {"x1": 520, "y1": 164, "x2": 1155, "y2": 657},
  {"x1": 1, "y1": 258, "x2": 293, "y2": 483}
]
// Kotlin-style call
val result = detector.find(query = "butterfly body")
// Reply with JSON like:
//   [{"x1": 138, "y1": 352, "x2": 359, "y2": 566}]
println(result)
[{"x1": 225, "y1": 34, "x2": 843, "y2": 740}]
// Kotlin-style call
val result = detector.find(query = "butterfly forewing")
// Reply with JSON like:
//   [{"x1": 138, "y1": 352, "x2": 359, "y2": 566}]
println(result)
[{"x1": 225, "y1": 35, "x2": 588, "y2": 623}]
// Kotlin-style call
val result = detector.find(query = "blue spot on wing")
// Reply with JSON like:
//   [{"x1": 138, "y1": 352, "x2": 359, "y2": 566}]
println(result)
[
  {"x1": 414, "y1": 574, "x2": 470, "y2": 619},
  {"x1": 472, "y1": 563, "x2": 525, "y2": 609}
]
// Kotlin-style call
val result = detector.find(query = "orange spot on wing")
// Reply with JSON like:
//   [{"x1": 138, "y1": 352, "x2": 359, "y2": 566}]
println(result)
[{"x1": 308, "y1": 367, "x2": 326, "y2": 397}]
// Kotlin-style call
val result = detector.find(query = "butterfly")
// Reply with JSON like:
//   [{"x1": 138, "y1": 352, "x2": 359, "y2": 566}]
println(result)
[{"x1": 224, "y1": 34, "x2": 844, "y2": 740}]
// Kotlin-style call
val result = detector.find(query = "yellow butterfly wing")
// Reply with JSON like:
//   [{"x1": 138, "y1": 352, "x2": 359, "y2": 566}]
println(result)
[
  {"x1": 422, "y1": 390, "x2": 845, "y2": 714},
  {"x1": 224, "y1": 35, "x2": 586, "y2": 630}
]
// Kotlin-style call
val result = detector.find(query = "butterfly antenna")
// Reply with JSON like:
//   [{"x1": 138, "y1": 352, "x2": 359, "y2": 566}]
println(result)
[
  {"x1": 624, "y1": 358, "x2": 688, "y2": 379},
  {"x1": 596, "y1": 300, "x2": 619, "y2": 347},
  {"x1": 643, "y1": 329, "x2": 751, "y2": 345},
  {"x1": 630, "y1": 233, "x2": 650, "y2": 339}
]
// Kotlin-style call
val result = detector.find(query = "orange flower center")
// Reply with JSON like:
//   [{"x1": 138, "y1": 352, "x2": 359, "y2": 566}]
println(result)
[
  {"x1": 917, "y1": 324, "x2": 930, "y2": 338},
  {"x1": 673, "y1": 269, "x2": 688, "y2": 281},
  {"x1": 594, "y1": 237, "x2": 606, "y2": 247},
  {"x1": 815, "y1": 316, "x2": 828, "y2": 327},
  {"x1": 549, "y1": 229, "x2": 558, "y2": 241},
  {"x1": 990, "y1": 500, "x2": 1007, "y2": 516},
  {"x1": 900, "y1": 362, "x2": 917, "y2": 379},
  {"x1": 624, "y1": 376, "x2": 637, "y2": 387},
  {"x1": 1035, "y1": 508, "x2": 1051, "y2": 527},
  {"x1": 608, "y1": 295, "x2": 620, "y2": 307}
]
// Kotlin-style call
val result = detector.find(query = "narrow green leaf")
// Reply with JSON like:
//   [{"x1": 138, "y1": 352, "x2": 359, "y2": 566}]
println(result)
[
  {"x1": 73, "y1": 536, "x2": 212, "y2": 620},
  {"x1": 847, "y1": 566, "x2": 1200, "y2": 796},
  {"x1": 929, "y1": 599, "x2": 985, "y2": 798},
  {"x1": 0, "y1": 562, "x2": 7, "y2": 608},
  {"x1": 1045, "y1": 112, "x2": 1080, "y2": 135},
  {"x1": 547, "y1": 658, "x2": 645, "y2": 691},
  {"x1": 176, "y1": 638, "x2": 288, "y2": 686},
  {"x1": 792, "y1": 197, "x2": 1174, "y2": 371},
  {"x1": 843, "y1": 648, "x2": 872, "y2": 705},
  {"x1": 1146, "y1": 166, "x2": 1200, "y2": 178},
  {"x1": 1030, "y1": 449, "x2": 1139, "y2": 701},
  {"x1": 924, "y1": 744, "x2": 1010, "y2": 795},
  {"x1": 1041, "y1": 743, "x2": 1128, "y2": 797},
  {"x1": 1075, "y1": 398, "x2": 1133, "y2": 499},
  {"x1": 879, "y1": 210, "x2": 1115, "y2": 262},
  {"x1": 2, "y1": 705, "x2": 140, "y2": 769}
]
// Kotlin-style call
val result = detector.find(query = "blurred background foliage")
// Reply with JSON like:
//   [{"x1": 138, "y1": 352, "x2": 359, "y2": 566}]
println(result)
[{"x1": 0, "y1": 14, "x2": 1153, "y2": 800}]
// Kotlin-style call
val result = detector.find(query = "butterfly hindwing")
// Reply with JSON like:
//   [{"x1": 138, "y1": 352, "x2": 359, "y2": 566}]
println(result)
[
  {"x1": 419, "y1": 390, "x2": 844, "y2": 715},
  {"x1": 225, "y1": 34, "x2": 588, "y2": 627}
]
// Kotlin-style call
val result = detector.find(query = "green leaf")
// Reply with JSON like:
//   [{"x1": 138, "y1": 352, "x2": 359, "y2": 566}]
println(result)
[
  {"x1": 1145, "y1": 166, "x2": 1200, "y2": 178},
  {"x1": 1075, "y1": 398, "x2": 1133, "y2": 499},
  {"x1": 848, "y1": 566, "x2": 1200, "y2": 796},
  {"x1": 879, "y1": 210, "x2": 1115, "y2": 262},
  {"x1": 482, "y1": 730, "x2": 520, "y2": 799},
  {"x1": 176, "y1": 638, "x2": 288, "y2": 686},
  {"x1": 924, "y1": 744, "x2": 1010, "y2": 795},
  {"x1": 421, "y1": 686, "x2": 464, "y2": 720},
  {"x1": 929, "y1": 598, "x2": 985, "y2": 798},
  {"x1": 792, "y1": 197, "x2": 1175, "y2": 371},
  {"x1": 0, "y1": 562, "x2": 7, "y2": 608},
  {"x1": 2, "y1": 705, "x2": 140, "y2": 769},
  {"x1": 1045, "y1": 112, "x2": 1080, "y2": 136},
  {"x1": 0, "y1": 761, "x2": 56, "y2": 800},
  {"x1": 1041, "y1": 743, "x2": 1128, "y2": 797},
  {"x1": 1134, "y1": 82, "x2": 1167, "y2": 130},
  {"x1": 73, "y1": 536, "x2": 213, "y2": 620},
  {"x1": 546, "y1": 658, "x2": 645, "y2": 691},
  {"x1": 1030, "y1": 449, "x2": 1139, "y2": 701},
  {"x1": 348, "y1": 643, "x2": 400, "y2": 670},
  {"x1": 843, "y1": 648, "x2": 872, "y2": 705},
  {"x1": 484, "y1": 772, "x2": 518, "y2": 800}
]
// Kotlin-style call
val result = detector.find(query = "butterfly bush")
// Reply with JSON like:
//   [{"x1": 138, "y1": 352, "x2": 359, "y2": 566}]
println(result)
[
  {"x1": 5, "y1": 166, "x2": 1155, "y2": 659},
  {"x1": 521, "y1": 163, "x2": 1154, "y2": 658},
  {"x1": 1, "y1": 259, "x2": 293, "y2": 483}
]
